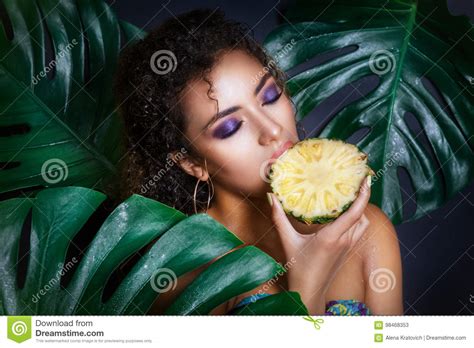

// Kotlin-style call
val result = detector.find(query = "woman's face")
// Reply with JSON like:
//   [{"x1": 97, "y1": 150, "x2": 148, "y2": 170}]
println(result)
[{"x1": 180, "y1": 49, "x2": 299, "y2": 198}]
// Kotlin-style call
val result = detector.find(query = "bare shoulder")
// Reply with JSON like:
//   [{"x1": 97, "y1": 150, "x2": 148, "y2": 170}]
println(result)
[
  {"x1": 357, "y1": 203, "x2": 404, "y2": 314},
  {"x1": 357, "y1": 203, "x2": 399, "y2": 255},
  {"x1": 357, "y1": 203, "x2": 401, "y2": 269}
]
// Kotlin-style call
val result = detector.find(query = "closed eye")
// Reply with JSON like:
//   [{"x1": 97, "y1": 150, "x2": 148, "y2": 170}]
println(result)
[
  {"x1": 262, "y1": 90, "x2": 283, "y2": 106},
  {"x1": 261, "y1": 83, "x2": 283, "y2": 106},
  {"x1": 212, "y1": 118, "x2": 244, "y2": 139}
]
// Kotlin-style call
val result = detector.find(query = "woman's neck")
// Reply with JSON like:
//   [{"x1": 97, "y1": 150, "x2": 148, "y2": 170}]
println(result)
[{"x1": 205, "y1": 190, "x2": 287, "y2": 265}]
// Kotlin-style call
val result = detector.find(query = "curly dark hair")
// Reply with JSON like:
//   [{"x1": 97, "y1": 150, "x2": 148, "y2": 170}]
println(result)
[{"x1": 113, "y1": 8, "x2": 288, "y2": 215}]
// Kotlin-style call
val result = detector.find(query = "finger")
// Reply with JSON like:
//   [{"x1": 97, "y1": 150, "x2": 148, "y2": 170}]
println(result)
[
  {"x1": 267, "y1": 193, "x2": 299, "y2": 247},
  {"x1": 327, "y1": 175, "x2": 372, "y2": 236},
  {"x1": 339, "y1": 223, "x2": 355, "y2": 248},
  {"x1": 340, "y1": 214, "x2": 362, "y2": 243},
  {"x1": 350, "y1": 214, "x2": 370, "y2": 248}
]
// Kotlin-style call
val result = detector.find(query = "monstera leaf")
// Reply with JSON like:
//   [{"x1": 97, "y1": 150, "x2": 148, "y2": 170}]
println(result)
[
  {"x1": 264, "y1": 0, "x2": 474, "y2": 224},
  {"x1": 0, "y1": 0, "x2": 145, "y2": 195},
  {"x1": 0, "y1": 186, "x2": 308, "y2": 315}
]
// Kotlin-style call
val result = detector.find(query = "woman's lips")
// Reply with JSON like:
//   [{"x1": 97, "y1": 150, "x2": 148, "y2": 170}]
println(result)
[
  {"x1": 263, "y1": 141, "x2": 295, "y2": 180},
  {"x1": 271, "y1": 140, "x2": 294, "y2": 160}
]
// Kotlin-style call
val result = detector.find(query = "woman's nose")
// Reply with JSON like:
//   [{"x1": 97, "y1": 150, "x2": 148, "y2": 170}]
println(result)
[{"x1": 256, "y1": 112, "x2": 283, "y2": 146}]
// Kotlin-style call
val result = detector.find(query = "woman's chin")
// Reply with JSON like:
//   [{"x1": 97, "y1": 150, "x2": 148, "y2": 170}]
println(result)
[{"x1": 254, "y1": 180, "x2": 273, "y2": 197}]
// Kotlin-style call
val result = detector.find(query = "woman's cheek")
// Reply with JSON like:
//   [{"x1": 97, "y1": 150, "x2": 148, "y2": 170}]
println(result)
[
  {"x1": 277, "y1": 102, "x2": 298, "y2": 135},
  {"x1": 215, "y1": 149, "x2": 262, "y2": 186}
]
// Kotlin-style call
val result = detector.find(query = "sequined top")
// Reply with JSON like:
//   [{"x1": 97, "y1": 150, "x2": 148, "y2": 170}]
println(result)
[{"x1": 232, "y1": 293, "x2": 371, "y2": 315}]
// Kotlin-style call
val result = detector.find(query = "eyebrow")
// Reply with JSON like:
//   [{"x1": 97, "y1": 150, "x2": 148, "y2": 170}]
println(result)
[
  {"x1": 254, "y1": 72, "x2": 272, "y2": 96},
  {"x1": 202, "y1": 72, "x2": 273, "y2": 131},
  {"x1": 202, "y1": 105, "x2": 242, "y2": 131}
]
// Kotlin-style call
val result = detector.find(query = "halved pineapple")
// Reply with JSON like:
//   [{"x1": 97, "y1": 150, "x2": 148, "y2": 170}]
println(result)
[{"x1": 269, "y1": 138, "x2": 374, "y2": 225}]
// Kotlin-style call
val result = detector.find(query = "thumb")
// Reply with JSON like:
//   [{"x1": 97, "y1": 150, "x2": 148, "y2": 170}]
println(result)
[{"x1": 267, "y1": 192, "x2": 299, "y2": 249}]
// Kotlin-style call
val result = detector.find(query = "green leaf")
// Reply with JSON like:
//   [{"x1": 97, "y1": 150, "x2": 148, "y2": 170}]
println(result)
[
  {"x1": 0, "y1": 186, "x2": 107, "y2": 314},
  {"x1": 165, "y1": 246, "x2": 286, "y2": 315},
  {"x1": 0, "y1": 0, "x2": 145, "y2": 195},
  {"x1": 0, "y1": 186, "x2": 305, "y2": 315},
  {"x1": 228, "y1": 291, "x2": 308, "y2": 315},
  {"x1": 264, "y1": 0, "x2": 474, "y2": 224}
]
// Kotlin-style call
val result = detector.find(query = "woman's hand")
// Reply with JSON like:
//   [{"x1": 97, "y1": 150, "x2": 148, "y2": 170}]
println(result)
[{"x1": 267, "y1": 175, "x2": 372, "y2": 314}]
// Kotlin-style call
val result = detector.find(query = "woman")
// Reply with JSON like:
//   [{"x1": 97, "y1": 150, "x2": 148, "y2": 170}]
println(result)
[{"x1": 114, "y1": 8, "x2": 403, "y2": 315}]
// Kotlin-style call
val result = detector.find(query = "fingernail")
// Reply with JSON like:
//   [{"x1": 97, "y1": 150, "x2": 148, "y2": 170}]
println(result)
[
  {"x1": 366, "y1": 175, "x2": 372, "y2": 187},
  {"x1": 266, "y1": 192, "x2": 273, "y2": 206}
]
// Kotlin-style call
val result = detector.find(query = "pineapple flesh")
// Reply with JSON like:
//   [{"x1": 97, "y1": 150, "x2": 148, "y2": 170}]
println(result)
[{"x1": 269, "y1": 138, "x2": 374, "y2": 225}]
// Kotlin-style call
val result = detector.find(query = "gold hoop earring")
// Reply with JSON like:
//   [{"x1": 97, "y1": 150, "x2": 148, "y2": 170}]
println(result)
[{"x1": 193, "y1": 158, "x2": 215, "y2": 214}]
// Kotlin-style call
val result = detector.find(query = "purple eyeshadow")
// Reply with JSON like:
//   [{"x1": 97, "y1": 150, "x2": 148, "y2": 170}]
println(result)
[
  {"x1": 212, "y1": 118, "x2": 242, "y2": 139},
  {"x1": 263, "y1": 84, "x2": 280, "y2": 103}
]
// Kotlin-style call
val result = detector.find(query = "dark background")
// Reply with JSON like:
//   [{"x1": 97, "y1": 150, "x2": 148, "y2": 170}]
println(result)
[{"x1": 106, "y1": 0, "x2": 474, "y2": 315}]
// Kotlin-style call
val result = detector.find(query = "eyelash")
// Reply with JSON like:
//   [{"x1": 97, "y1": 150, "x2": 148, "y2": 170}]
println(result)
[{"x1": 220, "y1": 120, "x2": 244, "y2": 139}]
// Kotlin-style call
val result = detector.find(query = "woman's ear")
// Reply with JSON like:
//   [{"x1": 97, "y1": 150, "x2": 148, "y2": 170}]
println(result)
[{"x1": 173, "y1": 152, "x2": 209, "y2": 181}]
